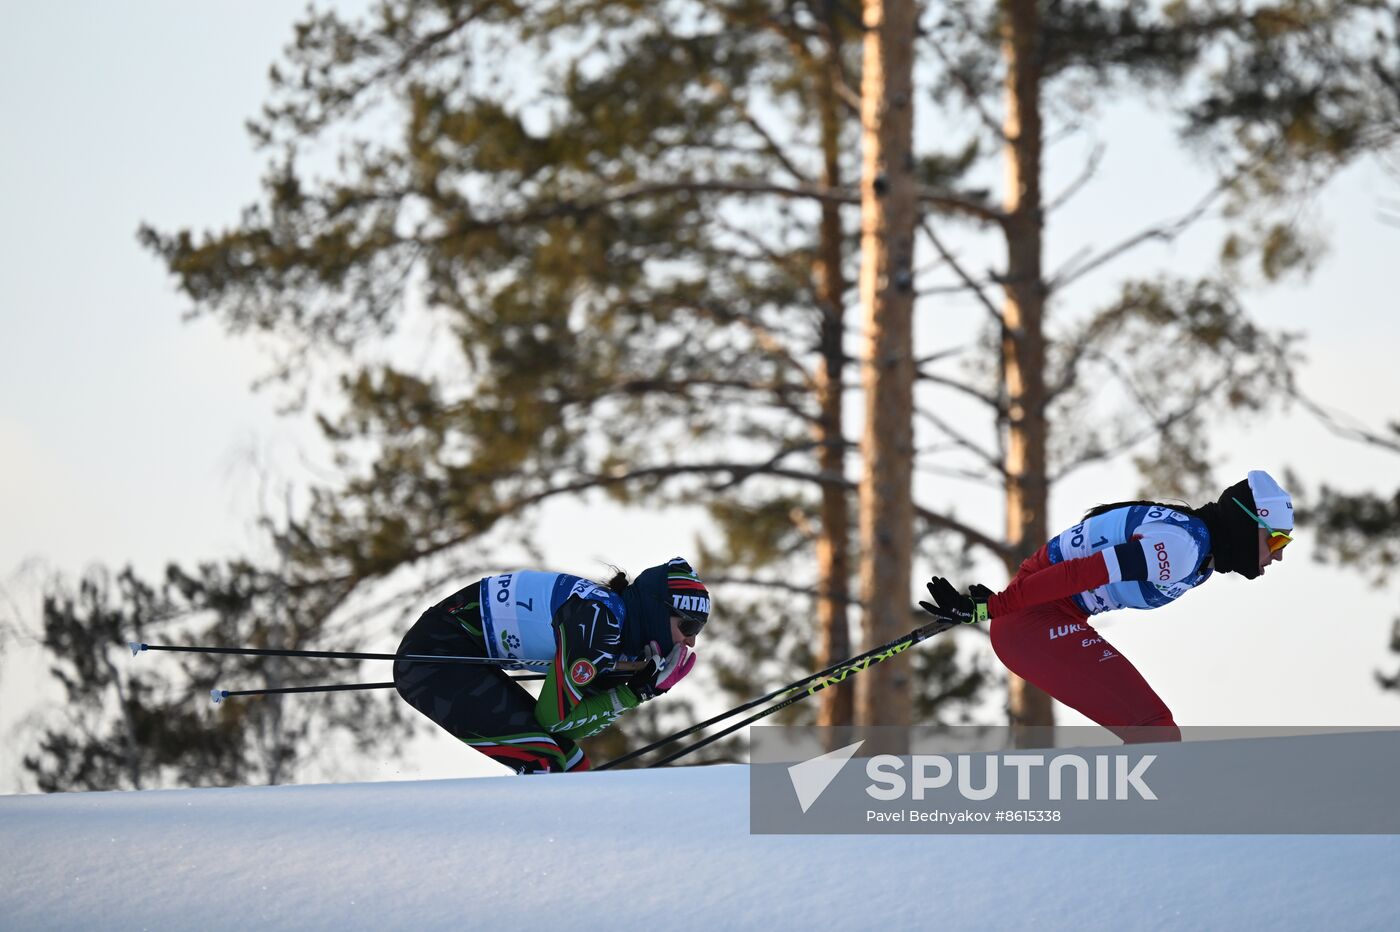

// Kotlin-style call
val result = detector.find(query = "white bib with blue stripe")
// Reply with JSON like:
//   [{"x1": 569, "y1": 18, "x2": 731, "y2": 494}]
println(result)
[
  {"x1": 1046, "y1": 505, "x2": 1213, "y2": 616},
  {"x1": 479, "y1": 572, "x2": 619, "y2": 661}
]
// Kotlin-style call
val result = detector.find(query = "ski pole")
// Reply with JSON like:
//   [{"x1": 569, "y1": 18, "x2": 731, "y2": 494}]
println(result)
[
  {"x1": 643, "y1": 617, "x2": 959, "y2": 768},
  {"x1": 130, "y1": 641, "x2": 552, "y2": 669},
  {"x1": 208, "y1": 673, "x2": 549, "y2": 704},
  {"x1": 596, "y1": 614, "x2": 960, "y2": 771},
  {"x1": 211, "y1": 681, "x2": 397, "y2": 703}
]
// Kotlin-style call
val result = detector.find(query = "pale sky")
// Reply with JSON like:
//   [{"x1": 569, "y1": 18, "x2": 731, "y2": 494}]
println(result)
[{"x1": 2, "y1": 2, "x2": 1398, "y2": 793}]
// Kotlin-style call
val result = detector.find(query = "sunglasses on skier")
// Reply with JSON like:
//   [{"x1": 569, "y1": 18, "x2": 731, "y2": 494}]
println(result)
[
  {"x1": 1231, "y1": 496, "x2": 1294, "y2": 553},
  {"x1": 673, "y1": 605, "x2": 708, "y2": 637}
]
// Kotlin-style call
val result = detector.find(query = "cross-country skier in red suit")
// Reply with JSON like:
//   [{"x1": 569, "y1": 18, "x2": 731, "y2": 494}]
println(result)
[{"x1": 920, "y1": 470, "x2": 1293, "y2": 743}]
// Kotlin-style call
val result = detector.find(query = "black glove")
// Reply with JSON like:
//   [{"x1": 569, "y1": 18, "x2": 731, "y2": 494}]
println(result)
[
  {"x1": 625, "y1": 660, "x2": 662, "y2": 702},
  {"x1": 919, "y1": 577, "x2": 992, "y2": 624}
]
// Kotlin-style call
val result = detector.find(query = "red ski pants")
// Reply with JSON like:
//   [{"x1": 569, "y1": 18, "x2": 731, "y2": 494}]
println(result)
[{"x1": 990, "y1": 598, "x2": 1180, "y2": 744}]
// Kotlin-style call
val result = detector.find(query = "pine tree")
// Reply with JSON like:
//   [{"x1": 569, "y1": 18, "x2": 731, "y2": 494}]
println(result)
[
  {"x1": 24, "y1": 562, "x2": 407, "y2": 791},
  {"x1": 853, "y1": 0, "x2": 921, "y2": 733}
]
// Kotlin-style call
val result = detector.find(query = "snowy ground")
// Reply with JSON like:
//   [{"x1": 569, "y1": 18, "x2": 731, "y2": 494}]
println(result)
[{"x1": 2, "y1": 764, "x2": 1397, "y2": 931}]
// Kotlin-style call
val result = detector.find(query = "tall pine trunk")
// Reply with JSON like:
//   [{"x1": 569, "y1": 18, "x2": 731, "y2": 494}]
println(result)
[
  {"x1": 854, "y1": 0, "x2": 918, "y2": 730},
  {"x1": 815, "y1": 10, "x2": 853, "y2": 729},
  {"x1": 1000, "y1": 0, "x2": 1054, "y2": 742}
]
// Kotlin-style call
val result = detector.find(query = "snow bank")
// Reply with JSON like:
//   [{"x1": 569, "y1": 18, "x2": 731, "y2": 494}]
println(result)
[{"x1": 2, "y1": 764, "x2": 1395, "y2": 930}]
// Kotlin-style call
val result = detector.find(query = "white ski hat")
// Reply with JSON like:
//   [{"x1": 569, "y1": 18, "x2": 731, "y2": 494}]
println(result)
[{"x1": 1246, "y1": 470, "x2": 1293, "y2": 531}]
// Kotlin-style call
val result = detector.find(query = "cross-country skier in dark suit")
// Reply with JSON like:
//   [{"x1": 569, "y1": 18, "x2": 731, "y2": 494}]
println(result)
[
  {"x1": 920, "y1": 470, "x2": 1293, "y2": 743},
  {"x1": 393, "y1": 557, "x2": 709, "y2": 773}
]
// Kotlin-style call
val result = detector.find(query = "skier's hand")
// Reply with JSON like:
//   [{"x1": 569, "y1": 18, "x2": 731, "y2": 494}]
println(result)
[
  {"x1": 919, "y1": 577, "x2": 992, "y2": 624},
  {"x1": 628, "y1": 640, "x2": 696, "y2": 700}
]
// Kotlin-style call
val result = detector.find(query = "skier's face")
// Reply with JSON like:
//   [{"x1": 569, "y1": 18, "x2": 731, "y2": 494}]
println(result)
[
  {"x1": 1232, "y1": 495, "x2": 1291, "y2": 576},
  {"x1": 1257, "y1": 527, "x2": 1287, "y2": 574},
  {"x1": 671, "y1": 614, "x2": 697, "y2": 648}
]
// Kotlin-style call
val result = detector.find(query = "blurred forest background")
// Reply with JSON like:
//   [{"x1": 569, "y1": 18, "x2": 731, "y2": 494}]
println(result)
[{"x1": 3, "y1": 0, "x2": 1400, "y2": 792}]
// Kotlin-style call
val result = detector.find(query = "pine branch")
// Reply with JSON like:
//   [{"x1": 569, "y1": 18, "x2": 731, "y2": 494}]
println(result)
[
  {"x1": 428, "y1": 177, "x2": 1000, "y2": 238},
  {"x1": 1045, "y1": 142, "x2": 1105, "y2": 215},
  {"x1": 255, "y1": 3, "x2": 494, "y2": 142},
  {"x1": 1290, "y1": 385, "x2": 1400, "y2": 456},
  {"x1": 915, "y1": 366, "x2": 1004, "y2": 415},
  {"x1": 1051, "y1": 369, "x2": 1232, "y2": 482},
  {"x1": 335, "y1": 449, "x2": 1012, "y2": 578},
  {"x1": 917, "y1": 217, "x2": 1004, "y2": 327},
  {"x1": 918, "y1": 29, "x2": 1006, "y2": 145},
  {"x1": 684, "y1": 299, "x2": 818, "y2": 391},
  {"x1": 710, "y1": 81, "x2": 812, "y2": 185},
  {"x1": 440, "y1": 180, "x2": 861, "y2": 237},
  {"x1": 917, "y1": 185, "x2": 1007, "y2": 225},
  {"x1": 914, "y1": 507, "x2": 1011, "y2": 562},
  {"x1": 1047, "y1": 163, "x2": 1245, "y2": 291},
  {"x1": 914, "y1": 462, "x2": 1005, "y2": 487},
  {"x1": 914, "y1": 407, "x2": 1007, "y2": 476},
  {"x1": 710, "y1": 216, "x2": 819, "y2": 297}
]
